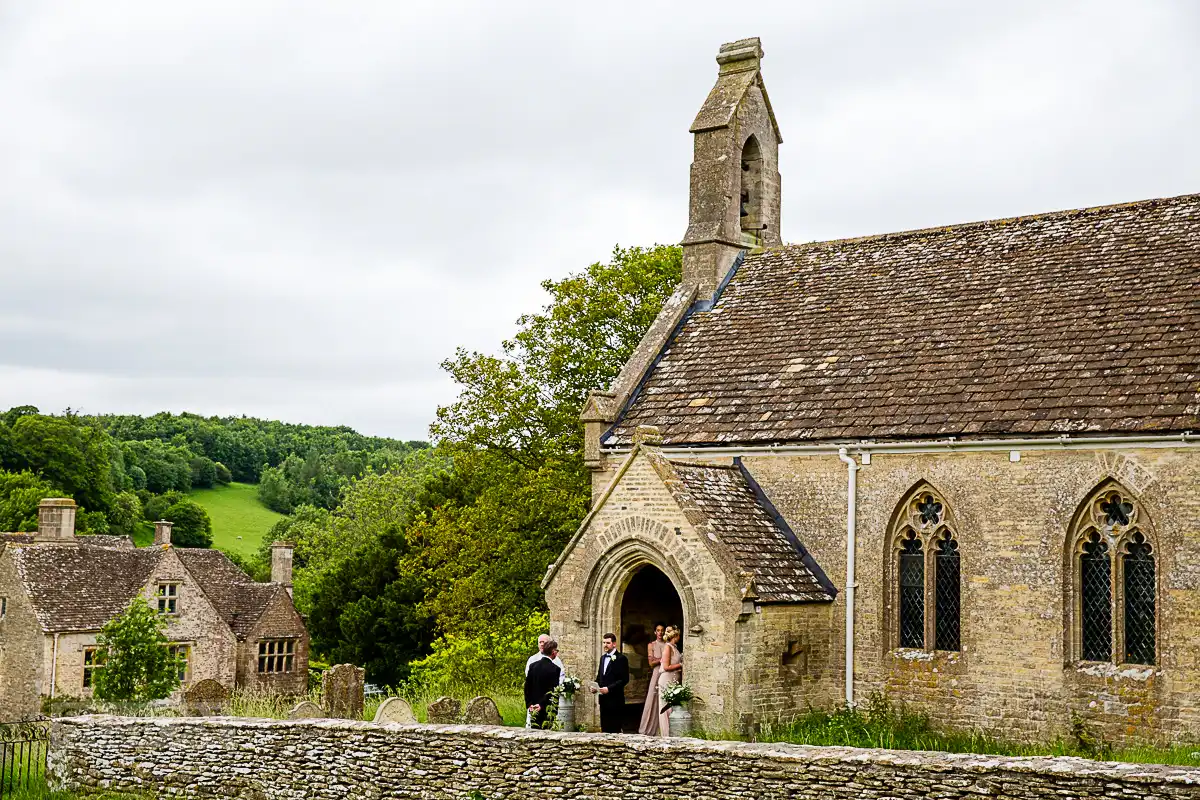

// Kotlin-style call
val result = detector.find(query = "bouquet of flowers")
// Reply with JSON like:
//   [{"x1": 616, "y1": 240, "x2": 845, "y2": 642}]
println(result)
[
  {"x1": 660, "y1": 682, "x2": 694, "y2": 709},
  {"x1": 558, "y1": 675, "x2": 582, "y2": 698}
]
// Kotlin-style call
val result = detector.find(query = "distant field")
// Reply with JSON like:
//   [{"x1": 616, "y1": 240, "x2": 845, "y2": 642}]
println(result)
[{"x1": 189, "y1": 481, "x2": 284, "y2": 558}]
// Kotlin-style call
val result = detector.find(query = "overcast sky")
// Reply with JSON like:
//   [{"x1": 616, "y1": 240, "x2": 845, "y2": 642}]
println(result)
[{"x1": 1, "y1": 2, "x2": 1197, "y2": 440}]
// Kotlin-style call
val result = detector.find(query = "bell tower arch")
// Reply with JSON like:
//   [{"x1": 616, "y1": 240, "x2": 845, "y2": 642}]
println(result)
[{"x1": 682, "y1": 37, "x2": 782, "y2": 297}]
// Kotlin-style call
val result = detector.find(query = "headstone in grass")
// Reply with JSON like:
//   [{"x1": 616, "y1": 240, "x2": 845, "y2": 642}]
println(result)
[
  {"x1": 288, "y1": 700, "x2": 324, "y2": 719},
  {"x1": 463, "y1": 696, "x2": 502, "y2": 726},
  {"x1": 373, "y1": 697, "x2": 416, "y2": 724},
  {"x1": 322, "y1": 663, "x2": 365, "y2": 720},
  {"x1": 183, "y1": 679, "x2": 229, "y2": 716},
  {"x1": 426, "y1": 696, "x2": 462, "y2": 724}
]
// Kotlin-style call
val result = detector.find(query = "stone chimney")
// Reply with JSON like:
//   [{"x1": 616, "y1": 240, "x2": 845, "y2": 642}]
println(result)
[
  {"x1": 270, "y1": 541, "x2": 295, "y2": 596},
  {"x1": 154, "y1": 520, "x2": 173, "y2": 547},
  {"x1": 36, "y1": 498, "x2": 77, "y2": 542},
  {"x1": 683, "y1": 36, "x2": 782, "y2": 298}
]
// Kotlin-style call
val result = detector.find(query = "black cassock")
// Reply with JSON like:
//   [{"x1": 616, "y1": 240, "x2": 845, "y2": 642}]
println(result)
[{"x1": 524, "y1": 655, "x2": 561, "y2": 728}]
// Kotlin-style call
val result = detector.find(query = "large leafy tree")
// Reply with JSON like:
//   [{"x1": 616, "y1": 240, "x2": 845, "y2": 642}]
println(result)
[
  {"x1": 0, "y1": 470, "x2": 58, "y2": 531},
  {"x1": 4, "y1": 412, "x2": 117, "y2": 515},
  {"x1": 92, "y1": 598, "x2": 181, "y2": 703},
  {"x1": 415, "y1": 245, "x2": 681, "y2": 637}
]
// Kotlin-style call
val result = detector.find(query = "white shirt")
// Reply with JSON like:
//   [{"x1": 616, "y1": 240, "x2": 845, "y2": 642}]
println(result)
[{"x1": 600, "y1": 651, "x2": 618, "y2": 675}]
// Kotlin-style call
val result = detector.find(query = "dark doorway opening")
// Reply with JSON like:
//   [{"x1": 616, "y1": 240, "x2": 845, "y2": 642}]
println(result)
[{"x1": 618, "y1": 565, "x2": 684, "y2": 732}]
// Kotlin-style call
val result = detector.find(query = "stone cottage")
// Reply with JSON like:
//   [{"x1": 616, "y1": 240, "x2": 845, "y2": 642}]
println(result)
[
  {"x1": 544, "y1": 37, "x2": 1200, "y2": 744},
  {"x1": 0, "y1": 498, "x2": 308, "y2": 717}
]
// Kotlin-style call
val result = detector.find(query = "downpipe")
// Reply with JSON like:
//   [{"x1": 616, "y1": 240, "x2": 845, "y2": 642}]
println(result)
[{"x1": 838, "y1": 448, "x2": 859, "y2": 707}]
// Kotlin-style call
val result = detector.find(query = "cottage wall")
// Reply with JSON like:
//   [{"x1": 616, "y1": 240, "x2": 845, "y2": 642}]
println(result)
[
  {"x1": 236, "y1": 590, "x2": 309, "y2": 695},
  {"x1": 143, "y1": 550, "x2": 238, "y2": 691},
  {"x1": 742, "y1": 444, "x2": 1200, "y2": 746},
  {"x1": 0, "y1": 548, "x2": 44, "y2": 718}
]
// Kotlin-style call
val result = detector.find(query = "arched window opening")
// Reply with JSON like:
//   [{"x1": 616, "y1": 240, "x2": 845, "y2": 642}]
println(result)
[
  {"x1": 1067, "y1": 484, "x2": 1157, "y2": 666},
  {"x1": 934, "y1": 532, "x2": 960, "y2": 652},
  {"x1": 898, "y1": 532, "x2": 925, "y2": 649},
  {"x1": 1079, "y1": 532, "x2": 1112, "y2": 662},
  {"x1": 739, "y1": 135, "x2": 763, "y2": 242},
  {"x1": 1123, "y1": 533, "x2": 1155, "y2": 665},
  {"x1": 888, "y1": 486, "x2": 962, "y2": 654}
]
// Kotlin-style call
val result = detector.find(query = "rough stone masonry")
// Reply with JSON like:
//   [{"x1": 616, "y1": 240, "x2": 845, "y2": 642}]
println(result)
[{"x1": 49, "y1": 716, "x2": 1200, "y2": 799}]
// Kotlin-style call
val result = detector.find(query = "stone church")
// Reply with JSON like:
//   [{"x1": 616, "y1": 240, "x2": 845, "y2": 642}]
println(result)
[
  {"x1": 543, "y1": 37, "x2": 1200, "y2": 744},
  {"x1": 0, "y1": 498, "x2": 309, "y2": 717}
]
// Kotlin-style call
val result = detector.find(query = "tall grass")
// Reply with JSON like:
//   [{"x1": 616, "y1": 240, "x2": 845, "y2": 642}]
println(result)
[
  {"x1": 224, "y1": 685, "x2": 526, "y2": 726},
  {"x1": 698, "y1": 694, "x2": 1200, "y2": 767}
]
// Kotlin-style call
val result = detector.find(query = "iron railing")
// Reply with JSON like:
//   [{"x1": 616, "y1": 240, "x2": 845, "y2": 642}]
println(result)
[{"x1": 0, "y1": 719, "x2": 49, "y2": 800}]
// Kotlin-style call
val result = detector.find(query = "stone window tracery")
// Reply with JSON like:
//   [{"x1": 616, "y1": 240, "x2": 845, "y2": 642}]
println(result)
[
  {"x1": 1067, "y1": 484, "x2": 1157, "y2": 666},
  {"x1": 887, "y1": 487, "x2": 961, "y2": 654}
]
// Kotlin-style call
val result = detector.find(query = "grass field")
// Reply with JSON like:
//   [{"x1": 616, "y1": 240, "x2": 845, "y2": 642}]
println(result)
[{"x1": 189, "y1": 482, "x2": 284, "y2": 558}]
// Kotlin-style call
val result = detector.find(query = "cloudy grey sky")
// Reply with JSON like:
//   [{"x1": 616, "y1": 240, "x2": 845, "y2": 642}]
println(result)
[{"x1": 1, "y1": 1, "x2": 1197, "y2": 440}]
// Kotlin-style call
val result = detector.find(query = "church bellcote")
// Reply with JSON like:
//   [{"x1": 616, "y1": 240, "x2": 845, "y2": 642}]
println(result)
[{"x1": 682, "y1": 37, "x2": 782, "y2": 297}]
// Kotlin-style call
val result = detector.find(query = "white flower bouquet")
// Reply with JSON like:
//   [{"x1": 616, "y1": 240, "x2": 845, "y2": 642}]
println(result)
[
  {"x1": 557, "y1": 675, "x2": 582, "y2": 698},
  {"x1": 660, "y1": 682, "x2": 694, "y2": 709}
]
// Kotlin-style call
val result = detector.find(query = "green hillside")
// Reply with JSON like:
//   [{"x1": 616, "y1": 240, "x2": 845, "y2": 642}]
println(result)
[{"x1": 189, "y1": 482, "x2": 284, "y2": 557}]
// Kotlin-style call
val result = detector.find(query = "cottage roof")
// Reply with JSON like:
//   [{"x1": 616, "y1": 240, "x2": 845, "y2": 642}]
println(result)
[
  {"x1": 11, "y1": 543, "x2": 161, "y2": 632},
  {"x1": 175, "y1": 549, "x2": 285, "y2": 639},
  {"x1": 606, "y1": 194, "x2": 1200, "y2": 447},
  {"x1": 7, "y1": 541, "x2": 288, "y2": 637},
  {"x1": 655, "y1": 455, "x2": 834, "y2": 603}
]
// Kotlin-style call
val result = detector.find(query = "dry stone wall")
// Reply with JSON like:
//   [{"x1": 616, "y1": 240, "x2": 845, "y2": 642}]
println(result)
[{"x1": 49, "y1": 716, "x2": 1200, "y2": 800}]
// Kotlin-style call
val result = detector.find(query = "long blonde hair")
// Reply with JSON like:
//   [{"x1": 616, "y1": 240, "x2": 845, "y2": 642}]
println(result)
[{"x1": 663, "y1": 625, "x2": 680, "y2": 643}]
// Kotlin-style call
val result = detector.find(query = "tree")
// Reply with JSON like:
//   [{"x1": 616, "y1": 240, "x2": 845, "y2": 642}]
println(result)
[
  {"x1": 4, "y1": 413, "x2": 118, "y2": 517},
  {"x1": 414, "y1": 245, "x2": 681, "y2": 636},
  {"x1": 0, "y1": 470, "x2": 58, "y2": 531},
  {"x1": 163, "y1": 499, "x2": 213, "y2": 548},
  {"x1": 107, "y1": 491, "x2": 143, "y2": 536},
  {"x1": 213, "y1": 461, "x2": 233, "y2": 485},
  {"x1": 92, "y1": 598, "x2": 181, "y2": 702},
  {"x1": 306, "y1": 525, "x2": 433, "y2": 686}
]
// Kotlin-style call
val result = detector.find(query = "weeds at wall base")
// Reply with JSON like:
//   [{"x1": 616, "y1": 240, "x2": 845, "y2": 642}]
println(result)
[{"x1": 695, "y1": 694, "x2": 1200, "y2": 767}]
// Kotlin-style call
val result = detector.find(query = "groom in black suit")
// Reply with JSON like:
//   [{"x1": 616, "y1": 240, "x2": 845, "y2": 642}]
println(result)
[
  {"x1": 524, "y1": 640, "x2": 561, "y2": 729},
  {"x1": 590, "y1": 632, "x2": 628, "y2": 733}
]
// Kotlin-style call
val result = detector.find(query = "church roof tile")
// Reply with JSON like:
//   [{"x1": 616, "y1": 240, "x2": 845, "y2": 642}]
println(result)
[
  {"x1": 606, "y1": 193, "x2": 1200, "y2": 446},
  {"x1": 663, "y1": 458, "x2": 834, "y2": 603}
]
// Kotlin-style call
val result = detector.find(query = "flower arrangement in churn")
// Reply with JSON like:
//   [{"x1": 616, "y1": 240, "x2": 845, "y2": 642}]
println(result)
[{"x1": 660, "y1": 682, "x2": 694, "y2": 709}]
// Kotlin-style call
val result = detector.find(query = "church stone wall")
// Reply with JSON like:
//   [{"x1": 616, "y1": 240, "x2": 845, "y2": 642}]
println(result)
[
  {"x1": 550, "y1": 452, "x2": 841, "y2": 732},
  {"x1": 49, "y1": 716, "x2": 1200, "y2": 800},
  {"x1": 745, "y1": 445, "x2": 1200, "y2": 746}
]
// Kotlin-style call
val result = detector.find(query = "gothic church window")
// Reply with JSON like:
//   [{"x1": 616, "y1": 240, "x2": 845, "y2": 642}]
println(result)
[
  {"x1": 888, "y1": 487, "x2": 962, "y2": 653},
  {"x1": 1068, "y1": 484, "x2": 1156, "y2": 666}
]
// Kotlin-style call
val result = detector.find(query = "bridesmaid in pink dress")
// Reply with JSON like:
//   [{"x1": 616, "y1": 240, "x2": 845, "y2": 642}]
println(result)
[
  {"x1": 657, "y1": 625, "x2": 683, "y2": 737},
  {"x1": 637, "y1": 623, "x2": 666, "y2": 735}
]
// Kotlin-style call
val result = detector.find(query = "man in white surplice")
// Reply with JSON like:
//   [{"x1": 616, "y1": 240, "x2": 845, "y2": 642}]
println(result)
[{"x1": 524, "y1": 634, "x2": 565, "y2": 728}]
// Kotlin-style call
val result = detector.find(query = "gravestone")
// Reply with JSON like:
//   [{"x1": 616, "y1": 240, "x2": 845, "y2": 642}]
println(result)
[
  {"x1": 183, "y1": 679, "x2": 229, "y2": 716},
  {"x1": 426, "y1": 696, "x2": 462, "y2": 724},
  {"x1": 463, "y1": 696, "x2": 502, "y2": 726},
  {"x1": 322, "y1": 664, "x2": 365, "y2": 720},
  {"x1": 372, "y1": 697, "x2": 416, "y2": 724},
  {"x1": 288, "y1": 700, "x2": 324, "y2": 719}
]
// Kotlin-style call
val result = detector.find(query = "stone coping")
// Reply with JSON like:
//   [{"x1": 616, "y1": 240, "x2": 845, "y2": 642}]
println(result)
[{"x1": 53, "y1": 715, "x2": 1200, "y2": 785}]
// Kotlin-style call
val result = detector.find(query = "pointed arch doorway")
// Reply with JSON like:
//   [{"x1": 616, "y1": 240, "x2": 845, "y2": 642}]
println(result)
[{"x1": 617, "y1": 564, "x2": 685, "y2": 731}]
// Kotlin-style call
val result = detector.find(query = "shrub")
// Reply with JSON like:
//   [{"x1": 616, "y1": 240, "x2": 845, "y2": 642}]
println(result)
[
  {"x1": 162, "y1": 499, "x2": 213, "y2": 548},
  {"x1": 92, "y1": 598, "x2": 181, "y2": 702}
]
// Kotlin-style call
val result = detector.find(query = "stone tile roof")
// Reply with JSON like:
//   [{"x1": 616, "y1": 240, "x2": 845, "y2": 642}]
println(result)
[
  {"x1": 11, "y1": 543, "x2": 161, "y2": 632},
  {"x1": 6, "y1": 542, "x2": 290, "y2": 637},
  {"x1": 607, "y1": 194, "x2": 1200, "y2": 446},
  {"x1": 175, "y1": 549, "x2": 284, "y2": 640},
  {"x1": 1, "y1": 533, "x2": 35, "y2": 545},
  {"x1": 660, "y1": 457, "x2": 834, "y2": 603}
]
